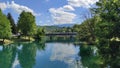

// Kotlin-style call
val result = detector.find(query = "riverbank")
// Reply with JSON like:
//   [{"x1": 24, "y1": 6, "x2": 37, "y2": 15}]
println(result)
[
  {"x1": 0, "y1": 39, "x2": 13, "y2": 45},
  {"x1": 0, "y1": 36, "x2": 35, "y2": 45}
]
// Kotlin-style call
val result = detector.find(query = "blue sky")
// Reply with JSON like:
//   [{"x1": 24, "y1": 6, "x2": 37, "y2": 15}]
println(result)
[{"x1": 0, "y1": 0, "x2": 98, "y2": 26}]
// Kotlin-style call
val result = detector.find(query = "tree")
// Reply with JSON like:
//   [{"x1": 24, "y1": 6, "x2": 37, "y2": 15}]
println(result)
[
  {"x1": 0, "y1": 9, "x2": 12, "y2": 42},
  {"x1": 17, "y1": 11, "x2": 37, "y2": 40},
  {"x1": 73, "y1": 17, "x2": 96, "y2": 43},
  {"x1": 7, "y1": 13, "x2": 17, "y2": 34},
  {"x1": 92, "y1": 0, "x2": 120, "y2": 38},
  {"x1": 35, "y1": 27, "x2": 45, "y2": 39}
]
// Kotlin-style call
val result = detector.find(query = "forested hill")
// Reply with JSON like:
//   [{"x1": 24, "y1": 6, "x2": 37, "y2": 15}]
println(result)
[
  {"x1": 38, "y1": 24, "x2": 74, "y2": 32},
  {"x1": 43, "y1": 26, "x2": 62, "y2": 32}
]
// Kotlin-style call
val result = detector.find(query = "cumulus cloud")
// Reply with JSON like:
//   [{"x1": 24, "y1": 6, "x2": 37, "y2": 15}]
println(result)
[
  {"x1": 49, "y1": 8, "x2": 76, "y2": 24},
  {"x1": 49, "y1": 0, "x2": 98, "y2": 24},
  {"x1": 0, "y1": 1, "x2": 40, "y2": 16},
  {"x1": 0, "y1": 2, "x2": 7, "y2": 10},
  {"x1": 67, "y1": 0, "x2": 99, "y2": 8},
  {"x1": 63, "y1": 5, "x2": 75, "y2": 11}
]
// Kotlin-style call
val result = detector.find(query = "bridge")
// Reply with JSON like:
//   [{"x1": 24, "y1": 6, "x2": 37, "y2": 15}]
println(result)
[{"x1": 45, "y1": 32, "x2": 77, "y2": 36}]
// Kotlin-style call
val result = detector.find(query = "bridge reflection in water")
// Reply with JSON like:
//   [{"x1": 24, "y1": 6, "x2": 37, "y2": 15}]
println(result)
[{"x1": 45, "y1": 32, "x2": 77, "y2": 36}]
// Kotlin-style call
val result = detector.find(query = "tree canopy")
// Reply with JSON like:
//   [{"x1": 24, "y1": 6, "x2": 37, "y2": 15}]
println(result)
[
  {"x1": 7, "y1": 13, "x2": 17, "y2": 34},
  {"x1": 93, "y1": 0, "x2": 120, "y2": 38},
  {"x1": 17, "y1": 11, "x2": 37, "y2": 37},
  {"x1": 0, "y1": 9, "x2": 12, "y2": 41}
]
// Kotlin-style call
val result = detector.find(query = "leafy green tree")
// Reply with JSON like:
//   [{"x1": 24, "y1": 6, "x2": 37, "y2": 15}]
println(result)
[
  {"x1": 93, "y1": 0, "x2": 120, "y2": 38},
  {"x1": 0, "y1": 9, "x2": 12, "y2": 42},
  {"x1": 34, "y1": 27, "x2": 45, "y2": 39},
  {"x1": 17, "y1": 11, "x2": 37, "y2": 39},
  {"x1": 7, "y1": 13, "x2": 17, "y2": 34},
  {"x1": 73, "y1": 18, "x2": 96, "y2": 43}
]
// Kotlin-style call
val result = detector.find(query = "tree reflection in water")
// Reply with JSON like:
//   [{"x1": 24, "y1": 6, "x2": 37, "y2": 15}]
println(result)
[
  {"x1": 0, "y1": 44, "x2": 17, "y2": 68},
  {"x1": 78, "y1": 41, "x2": 120, "y2": 68},
  {"x1": 35, "y1": 39, "x2": 46, "y2": 51},
  {"x1": 98, "y1": 41, "x2": 120, "y2": 68},
  {"x1": 78, "y1": 45, "x2": 103, "y2": 68},
  {"x1": 18, "y1": 42, "x2": 37, "y2": 68},
  {"x1": 0, "y1": 38, "x2": 119, "y2": 68}
]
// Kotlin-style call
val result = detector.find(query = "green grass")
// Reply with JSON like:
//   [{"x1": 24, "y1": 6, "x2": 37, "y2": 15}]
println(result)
[
  {"x1": 0, "y1": 36, "x2": 35, "y2": 44},
  {"x1": 0, "y1": 39, "x2": 13, "y2": 44}
]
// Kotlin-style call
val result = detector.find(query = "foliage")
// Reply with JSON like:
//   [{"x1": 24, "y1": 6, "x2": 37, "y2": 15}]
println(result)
[
  {"x1": 7, "y1": 13, "x2": 17, "y2": 34},
  {"x1": 34, "y1": 27, "x2": 45, "y2": 39},
  {"x1": 73, "y1": 0, "x2": 120, "y2": 42},
  {"x1": 93, "y1": 0, "x2": 120, "y2": 38},
  {"x1": 0, "y1": 9, "x2": 12, "y2": 41},
  {"x1": 17, "y1": 11, "x2": 37, "y2": 37},
  {"x1": 73, "y1": 18, "x2": 96, "y2": 42}
]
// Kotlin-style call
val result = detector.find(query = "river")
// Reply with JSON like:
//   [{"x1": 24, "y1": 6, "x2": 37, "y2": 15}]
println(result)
[{"x1": 0, "y1": 37, "x2": 120, "y2": 68}]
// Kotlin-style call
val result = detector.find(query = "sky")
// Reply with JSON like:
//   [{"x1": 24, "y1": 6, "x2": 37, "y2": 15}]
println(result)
[{"x1": 0, "y1": 0, "x2": 98, "y2": 26}]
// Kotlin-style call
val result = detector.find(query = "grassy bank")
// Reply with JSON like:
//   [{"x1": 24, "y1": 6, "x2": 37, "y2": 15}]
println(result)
[
  {"x1": 0, "y1": 36, "x2": 35, "y2": 44},
  {"x1": 0, "y1": 39, "x2": 13, "y2": 45}
]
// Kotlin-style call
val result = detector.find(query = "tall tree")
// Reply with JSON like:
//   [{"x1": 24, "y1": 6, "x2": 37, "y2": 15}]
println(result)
[
  {"x1": 7, "y1": 13, "x2": 17, "y2": 34},
  {"x1": 17, "y1": 11, "x2": 37, "y2": 39},
  {"x1": 92, "y1": 0, "x2": 120, "y2": 39},
  {"x1": 0, "y1": 9, "x2": 12, "y2": 42},
  {"x1": 73, "y1": 17, "x2": 96, "y2": 43}
]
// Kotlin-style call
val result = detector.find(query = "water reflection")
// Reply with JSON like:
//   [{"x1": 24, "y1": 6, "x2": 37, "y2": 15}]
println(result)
[
  {"x1": 35, "y1": 40, "x2": 46, "y2": 51},
  {"x1": 0, "y1": 44, "x2": 17, "y2": 68},
  {"x1": 0, "y1": 38, "x2": 120, "y2": 68},
  {"x1": 50, "y1": 43, "x2": 79, "y2": 65},
  {"x1": 0, "y1": 41, "x2": 46, "y2": 68},
  {"x1": 18, "y1": 43, "x2": 37, "y2": 68},
  {"x1": 79, "y1": 45, "x2": 103, "y2": 68},
  {"x1": 98, "y1": 41, "x2": 120, "y2": 68},
  {"x1": 78, "y1": 41, "x2": 120, "y2": 68}
]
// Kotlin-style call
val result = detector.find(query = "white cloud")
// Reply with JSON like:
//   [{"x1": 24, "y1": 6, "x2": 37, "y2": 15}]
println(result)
[
  {"x1": 49, "y1": 8, "x2": 76, "y2": 24},
  {"x1": 55, "y1": 5, "x2": 75, "y2": 11},
  {"x1": 0, "y1": 1, "x2": 40, "y2": 16},
  {"x1": 49, "y1": 0, "x2": 98, "y2": 24},
  {"x1": 63, "y1": 5, "x2": 75, "y2": 11},
  {"x1": 10, "y1": 1, "x2": 35, "y2": 14},
  {"x1": 0, "y1": 2, "x2": 7, "y2": 10},
  {"x1": 67, "y1": 0, "x2": 98, "y2": 8}
]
